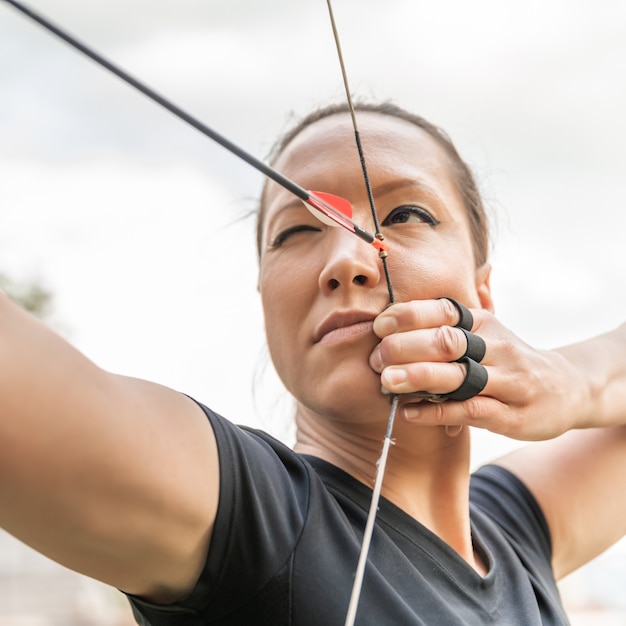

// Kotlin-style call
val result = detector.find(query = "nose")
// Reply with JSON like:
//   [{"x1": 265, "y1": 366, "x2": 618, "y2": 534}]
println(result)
[{"x1": 318, "y1": 230, "x2": 382, "y2": 295}]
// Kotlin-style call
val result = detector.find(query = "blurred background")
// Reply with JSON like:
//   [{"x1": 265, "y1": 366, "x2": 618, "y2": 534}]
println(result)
[{"x1": 1, "y1": 0, "x2": 625, "y2": 623}]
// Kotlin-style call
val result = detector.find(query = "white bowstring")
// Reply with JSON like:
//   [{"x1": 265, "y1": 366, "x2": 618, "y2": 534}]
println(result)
[{"x1": 344, "y1": 396, "x2": 399, "y2": 626}]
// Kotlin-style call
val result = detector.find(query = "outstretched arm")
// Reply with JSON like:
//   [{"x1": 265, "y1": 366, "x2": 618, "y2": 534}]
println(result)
[{"x1": 0, "y1": 291, "x2": 219, "y2": 602}]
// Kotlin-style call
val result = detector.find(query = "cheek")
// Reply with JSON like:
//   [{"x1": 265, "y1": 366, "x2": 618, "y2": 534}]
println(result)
[
  {"x1": 388, "y1": 240, "x2": 478, "y2": 302},
  {"x1": 259, "y1": 255, "x2": 314, "y2": 316},
  {"x1": 258, "y1": 256, "x2": 317, "y2": 374}
]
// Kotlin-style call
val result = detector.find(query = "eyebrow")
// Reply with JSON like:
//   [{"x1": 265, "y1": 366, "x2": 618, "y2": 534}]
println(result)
[{"x1": 371, "y1": 177, "x2": 441, "y2": 201}]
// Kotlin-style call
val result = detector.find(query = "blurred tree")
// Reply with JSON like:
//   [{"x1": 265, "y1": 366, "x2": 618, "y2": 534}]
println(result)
[{"x1": 0, "y1": 272, "x2": 53, "y2": 320}]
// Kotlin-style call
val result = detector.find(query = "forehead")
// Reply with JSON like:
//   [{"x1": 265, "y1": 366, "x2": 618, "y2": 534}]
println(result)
[
  {"x1": 257, "y1": 111, "x2": 472, "y2": 258},
  {"x1": 271, "y1": 111, "x2": 454, "y2": 183}
]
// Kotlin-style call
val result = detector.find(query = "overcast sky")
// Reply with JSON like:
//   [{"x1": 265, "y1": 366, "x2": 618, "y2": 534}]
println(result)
[{"x1": 1, "y1": 0, "x2": 626, "y2": 461}]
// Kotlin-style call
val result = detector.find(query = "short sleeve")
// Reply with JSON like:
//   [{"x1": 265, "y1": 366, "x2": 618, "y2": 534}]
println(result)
[
  {"x1": 128, "y1": 403, "x2": 310, "y2": 624},
  {"x1": 470, "y1": 464, "x2": 553, "y2": 577}
]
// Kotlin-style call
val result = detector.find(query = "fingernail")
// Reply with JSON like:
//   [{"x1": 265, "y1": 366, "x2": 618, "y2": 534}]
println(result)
[
  {"x1": 403, "y1": 405, "x2": 420, "y2": 420},
  {"x1": 445, "y1": 425, "x2": 463, "y2": 437},
  {"x1": 384, "y1": 368, "x2": 407, "y2": 386},
  {"x1": 373, "y1": 315, "x2": 397, "y2": 336}
]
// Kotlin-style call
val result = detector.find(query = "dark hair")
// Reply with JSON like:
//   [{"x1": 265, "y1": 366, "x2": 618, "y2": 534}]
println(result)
[{"x1": 257, "y1": 101, "x2": 490, "y2": 267}]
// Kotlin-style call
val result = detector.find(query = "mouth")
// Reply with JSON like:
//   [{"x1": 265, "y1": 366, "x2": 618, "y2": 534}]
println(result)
[{"x1": 314, "y1": 311, "x2": 378, "y2": 345}]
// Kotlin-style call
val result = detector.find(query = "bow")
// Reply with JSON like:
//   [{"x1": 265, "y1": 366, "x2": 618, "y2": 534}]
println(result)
[{"x1": 1, "y1": 1, "x2": 396, "y2": 623}]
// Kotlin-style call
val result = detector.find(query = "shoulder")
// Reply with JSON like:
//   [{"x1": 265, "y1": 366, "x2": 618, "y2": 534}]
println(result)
[
  {"x1": 128, "y1": 404, "x2": 351, "y2": 623},
  {"x1": 470, "y1": 464, "x2": 549, "y2": 530},
  {"x1": 470, "y1": 464, "x2": 553, "y2": 573},
  {"x1": 470, "y1": 464, "x2": 551, "y2": 544},
  {"x1": 198, "y1": 402, "x2": 311, "y2": 501},
  {"x1": 190, "y1": 404, "x2": 314, "y2": 601}
]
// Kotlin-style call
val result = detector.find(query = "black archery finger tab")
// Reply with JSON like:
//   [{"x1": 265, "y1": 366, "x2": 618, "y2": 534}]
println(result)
[{"x1": 439, "y1": 297, "x2": 473, "y2": 331}]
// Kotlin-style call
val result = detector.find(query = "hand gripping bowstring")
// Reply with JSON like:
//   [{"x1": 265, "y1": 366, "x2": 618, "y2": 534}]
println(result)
[
  {"x1": 1, "y1": 1, "x2": 397, "y2": 623},
  {"x1": 324, "y1": 2, "x2": 399, "y2": 625}
]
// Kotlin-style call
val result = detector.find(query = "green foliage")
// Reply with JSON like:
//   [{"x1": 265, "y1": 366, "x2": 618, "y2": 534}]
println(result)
[{"x1": 0, "y1": 273, "x2": 53, "y2": 320}]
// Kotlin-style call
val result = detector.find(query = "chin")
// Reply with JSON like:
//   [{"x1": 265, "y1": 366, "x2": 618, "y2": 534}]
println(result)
[
  {"x1": 284, "y1": 353, "x2": 388, "y2": 422},
  {"x1": 305, "y1": 385, "x2": 392, "y2": 426}
]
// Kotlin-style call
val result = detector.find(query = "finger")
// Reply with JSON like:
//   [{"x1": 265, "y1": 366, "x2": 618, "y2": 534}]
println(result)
[
  {"x1": 384, "y1": 359, "x2": 487, "y2": 405},
  {"x1": 373, "y1": 298, "x2": 470, "y2": 338},
  {"x1": 370, "y1": 325, "x2": 477, "y2": 373},
  {"x1": 400, "y1": 395, "x2": 544, "y2": 442},
  {"x1": 399, "y1": 370, "x2": 539, "y2": 440},
  {"x1": 401, "y1": 396, "x2": 505, "y2": 431},
  {"x1": 380, "y1": 361, "x2": 468, "y2": 395}
]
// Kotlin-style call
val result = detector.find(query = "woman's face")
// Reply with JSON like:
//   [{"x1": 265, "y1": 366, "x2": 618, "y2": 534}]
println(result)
[{"x1": 258, "y1": 112, "x2": 491, "y2": 423}]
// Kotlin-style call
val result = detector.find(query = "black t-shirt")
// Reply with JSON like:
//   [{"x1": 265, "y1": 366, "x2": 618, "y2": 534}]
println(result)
[{"x1": 128, "y1": 403, "x2": 570, "y2": 625}]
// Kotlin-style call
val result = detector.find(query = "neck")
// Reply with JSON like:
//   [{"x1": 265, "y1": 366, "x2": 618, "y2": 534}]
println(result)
[{"x1": 294, "y1": 404, "x2": 484, "y2": 574}]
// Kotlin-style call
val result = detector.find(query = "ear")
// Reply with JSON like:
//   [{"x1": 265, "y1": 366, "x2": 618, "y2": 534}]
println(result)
[{"x1": 474, "y1": 262, "x2": 494, "y2": 313}]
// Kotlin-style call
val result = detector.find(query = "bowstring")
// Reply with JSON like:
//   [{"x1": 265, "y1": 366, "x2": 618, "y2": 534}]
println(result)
[
  {"x1": 325, "y1": 2, "x2": 399, "y2": 625},
  {"x1": 325, "y1": 0, "x2": 395, "y2": 305}
]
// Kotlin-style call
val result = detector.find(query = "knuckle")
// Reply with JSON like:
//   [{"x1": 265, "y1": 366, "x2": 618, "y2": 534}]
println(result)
[
  {"x1": 406, "y1": 363, "x2": 427, "y2": 388},
  {"x1": 402, "y1": 301, "x2": 423, "y2": 330},
  {"x1": 430, "y1": 402, "x2": 446, "y2": 425},
  {"x1": 498, "y1": 336, "x2": 518, "y2": 360},
  {"x1": 434, "y1": 325, "x2": 462, "y2": 361},
  {"x1": 421, "y1": 362, "x2": 438, "y2": 385},
  {"x1": 378, "y1": 333, "x2": 400, "y2": 363},
  {"x1": 463, "y1": 398, "x2": 483, "y2": 424},
  {"x1": 404, "y1": 362, "x2": 435, "y2": 390},
  {"x1": 469, "y1": 308, "x2": 487, "y2": 328},
  {"x1": 439, "y1": 297, "x2": 459, "y2": 326}
]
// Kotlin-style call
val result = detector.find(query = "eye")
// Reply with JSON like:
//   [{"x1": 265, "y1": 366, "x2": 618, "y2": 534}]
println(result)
[
  {"x1": 270, "y1": 224, "x2": 322, "y2": 248},
  {"x1": 381, "y1": 205, "x2": 439, "y2": 227}
]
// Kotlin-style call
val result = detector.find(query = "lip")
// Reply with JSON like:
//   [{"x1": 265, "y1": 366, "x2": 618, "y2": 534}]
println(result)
[{"x1": 314, "y1": 311, "x2": 378, "y2": 345}]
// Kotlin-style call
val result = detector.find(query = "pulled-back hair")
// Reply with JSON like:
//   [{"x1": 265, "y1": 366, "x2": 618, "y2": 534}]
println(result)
[{"x1": 257, "y1": 101, "x2": 490, "y2": 267}]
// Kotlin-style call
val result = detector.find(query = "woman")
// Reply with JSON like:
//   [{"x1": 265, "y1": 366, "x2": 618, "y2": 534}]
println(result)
[{"x1": 0, "y1": 101, "x2": 624, "y2": 625}]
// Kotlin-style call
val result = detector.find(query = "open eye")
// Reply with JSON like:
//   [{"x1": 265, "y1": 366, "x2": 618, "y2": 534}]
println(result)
[
  {"x1": 270, "y1": 224, "x2": 322, "y2": 248},
  {"x1": 381, "y1": 205, "x2": 439, "y2": 227}
]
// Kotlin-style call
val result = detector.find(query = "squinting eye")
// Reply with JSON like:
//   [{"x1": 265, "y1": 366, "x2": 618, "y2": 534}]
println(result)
[
  {"x1": 381, "y1": 205, "x2": 439, "y2": 227},
  {"x1": 270, "y1": 224, "x2": 322, "y2": 248}
]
